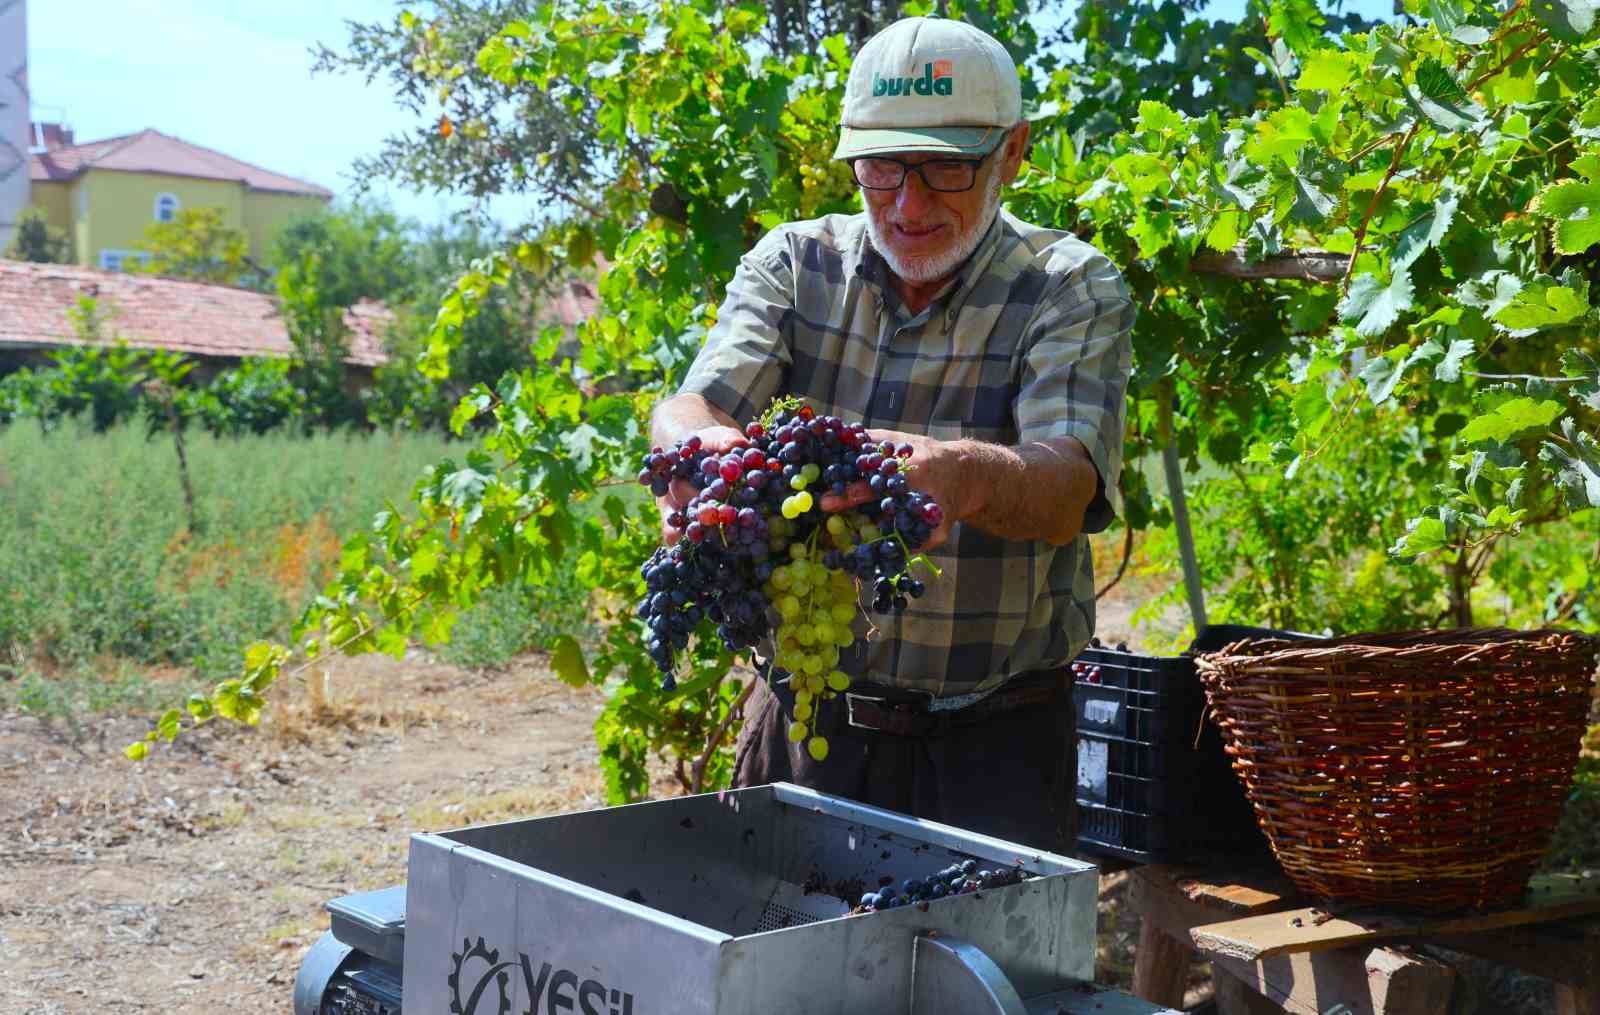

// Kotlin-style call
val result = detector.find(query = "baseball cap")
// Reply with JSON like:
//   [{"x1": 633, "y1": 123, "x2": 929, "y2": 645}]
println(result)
[{"x1": 833, "y1": 17, "x2": 1022, "y2": 161}]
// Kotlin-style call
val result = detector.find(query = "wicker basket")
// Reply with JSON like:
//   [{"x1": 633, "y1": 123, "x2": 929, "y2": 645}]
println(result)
[{"x1": 1196, "y1": 628, "x2": 1598, "y2": 912}]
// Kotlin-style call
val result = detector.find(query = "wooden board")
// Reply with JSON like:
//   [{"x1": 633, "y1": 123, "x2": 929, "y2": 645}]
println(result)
[
  {"x1": 1191, "y1": 874, "x2": 1600, "y2": 961},
  {"x1": 1211, "y1": 947, "x2": 1454, "y2": 1015}
]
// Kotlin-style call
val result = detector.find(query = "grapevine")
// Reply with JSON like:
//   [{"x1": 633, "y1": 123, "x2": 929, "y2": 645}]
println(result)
[{"x1": 636, "y1": 398, "x2": 943, "y2": 760}]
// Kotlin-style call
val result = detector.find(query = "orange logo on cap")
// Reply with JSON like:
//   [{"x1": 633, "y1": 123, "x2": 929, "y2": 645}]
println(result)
[{"x1": 933, "y1": 59, "x2": 953, "y2": 79}]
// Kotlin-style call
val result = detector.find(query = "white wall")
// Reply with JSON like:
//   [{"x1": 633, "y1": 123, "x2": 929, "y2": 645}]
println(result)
[{"x1": 0, "y1": 0, "x2": 26, "y2": 250}]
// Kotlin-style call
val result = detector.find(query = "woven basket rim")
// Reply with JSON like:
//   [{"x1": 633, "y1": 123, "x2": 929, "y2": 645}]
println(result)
[{"x1": 1195, "y1": 625, "x2": 1600, "y2": 667}]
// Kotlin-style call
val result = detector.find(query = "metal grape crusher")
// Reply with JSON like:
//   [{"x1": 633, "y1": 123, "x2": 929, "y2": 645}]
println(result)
[{"x1": 293, "y1": 783, "x2": 1174, "y2": 1015}]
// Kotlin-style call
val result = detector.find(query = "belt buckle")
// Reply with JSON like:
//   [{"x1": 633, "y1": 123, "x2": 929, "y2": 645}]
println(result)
[
  {"x1": 845, "y1": 689, "x2": 935, "y2": 731},
  {"x1": 844, "y1": 692, "x2": 882, "y2": 730}
]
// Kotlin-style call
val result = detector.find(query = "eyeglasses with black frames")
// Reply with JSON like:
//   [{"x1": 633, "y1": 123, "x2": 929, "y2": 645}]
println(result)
[{"x1": 848, "y1": 142, "x2": 1000, "y2": 193}]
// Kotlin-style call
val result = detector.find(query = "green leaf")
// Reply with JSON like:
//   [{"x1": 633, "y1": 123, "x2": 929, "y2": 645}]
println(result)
[
  {"x1": 1338, "y1": 270, "x2": 1414, "y2": 337},
  {"x1": 1530, "y1": 0, "x2": 1599, "y2": 42},
  {"x1": 550, "y1": 634, "x2": 591, "y2": 687},
  {"x1": 1540, "y1": 418, "x2": 1600, "y2": 507},
  {"x1": 1393, "y1": 189, "x2": 1460, "y2": 269},
  {"x1": 1293, "y1": 381, "x2": 1333, "y2": 434},
  {"x1": 1136, "y1": 100, "x2": 1184, "y2": 135},
  {"x1": 1535, "y1": 179, "x2": 1600, "y2": 254},
  {"x1": 1436, "y1": 339, "x2": 1474, "y2": 381},
  {"x1": 1406, "y1": 59, "x2": 1485, "y2": 132},
  {"x1": 1492, "y1": 276, "x2": 1590, "y2": 335},
  {"x1": 1459, "y1": 397, "x2": 1566, "y2": 444},
  {"x1": 124, "y1": 741, "x2": 149, "y2": 761},
  {"x1": 185, "y1": 692, "x2": 214, "y2": 721},
  {"x1": 1361, "y1": 355, "x2": 1402, "y2": 405},
  {"x1": 1295, "y1": 49, "x2": 1356, "y2": 92},
  {"x1": 376, "y1": 626, "x2": 408, "y2": 660},
  {"x1": 1429, "y1": 0, "x2": 1493, "y2": 42},
  {"x1": 1391, "y1": 514, "x2": 1450, "y2": 558},
  {"x1": 157, "y1": 708, "x2": 182, "y2": 742}
]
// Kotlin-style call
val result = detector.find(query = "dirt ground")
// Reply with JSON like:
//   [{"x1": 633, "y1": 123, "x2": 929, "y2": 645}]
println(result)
[
  {"x1": 0, "y1": 645, "x2": 1190, "y2": 1014},
  {"x1": 0, "y1": 655, "x2": 619, "y2": 1014}
]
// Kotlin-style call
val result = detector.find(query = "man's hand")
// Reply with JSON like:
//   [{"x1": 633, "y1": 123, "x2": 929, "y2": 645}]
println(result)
[
  {"x1": 655, "y1": 423, "x2": 747, "y2": 544},
  {"x1": 818, "y1": 429, "x2": 973, "y2": 551}
]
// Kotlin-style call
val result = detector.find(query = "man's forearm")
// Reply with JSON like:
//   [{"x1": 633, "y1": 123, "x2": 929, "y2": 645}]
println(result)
[
  {"x1": 650, "y1": 393, "x2": 740, "y2": 449},
  {"x1": 942, "y1": 436, "x2": 1100, "y2": 546}
]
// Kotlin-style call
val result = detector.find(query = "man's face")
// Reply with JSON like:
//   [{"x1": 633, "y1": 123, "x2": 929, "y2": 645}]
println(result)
[{"x1": 860, "y1": 123, "x2": 1030, "y2": 285}]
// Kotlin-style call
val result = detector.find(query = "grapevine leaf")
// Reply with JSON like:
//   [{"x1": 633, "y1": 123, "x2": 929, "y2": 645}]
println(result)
[
  {"x1": 1295, "y1": 49, "x2": 1356, "y2": 91},
  {"x1": 1534, "y1": 179, "x2": 1600, "y2": 254},
  {"x1": 157, "y1": 708, "x2": 182, "y2": 743},
  {"x1": 1539, "y1": 418, "x2": 1600, "y2": 507},
  {"x1": 1459, "y1": 397, "x2": 1566, "y2": 444},
  {"x1": 1393, "y1": 189, "x2": 1461, "y2": 270},
  {"x1": 1136, "y1": 100, "x2": 1185, "y2": 135},
  {"x1": 1391, "y1": 514, "x2": 1450, "y2": 559},
  {"x1": 1361, "y1": 356, "x2": 1402, "y2": 405},
  {"x1": 376, "y1": 626, "x2": 408, "y2": 660},
  {"x1": 185, "y1": 692, "x2": 214, "y2": 721},
  {"x1": 1455, "y1": 271, "x2": 1523, "y2": 318},
  {"x1": 1338, "y1": 270, "x2": 1414, "y2": 337},
  {"x1": 124, "y1": 741, "x2": 149, "y2": 761},
  {"x1": 1292, "y1": 384, "x2": 1333, "y2": 437},
  {"x1": 1428, "y1": 0, "x2": 1493, "y2": 43},
  {"x1": 550, "y1": 635, "x2": 591, "y2": 687},
  {"x1": 1436, "y1": 339, "x2": 1474, "y2": 381},
  {"x1": 1405, "y1": 58, "x2": 1485, "y2": 133},
  {"x1": 1491, "y1": 275, "x2": 1590, "y2": 335},
  {"x1": 1530, "y1": 0, "x2": 1599, "y2": 42}
]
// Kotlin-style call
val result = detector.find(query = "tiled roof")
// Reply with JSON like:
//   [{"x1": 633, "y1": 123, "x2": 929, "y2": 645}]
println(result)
[
  {"x1": 29, "y1": 129, "x2": 332, "y2": 198},
  {"x1": 0, "y1": 260, "x2": 388, "y2": 367}
]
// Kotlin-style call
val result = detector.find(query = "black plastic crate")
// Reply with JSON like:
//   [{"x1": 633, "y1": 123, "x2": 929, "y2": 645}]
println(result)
[{"x1": 1071, "y1": 625, "x2": 1310, "y2": 865}]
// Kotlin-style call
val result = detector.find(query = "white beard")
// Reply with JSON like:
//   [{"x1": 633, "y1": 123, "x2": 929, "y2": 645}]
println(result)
[{"x1": 865, "y1": 168, "x2": 1004, "y2": 285}]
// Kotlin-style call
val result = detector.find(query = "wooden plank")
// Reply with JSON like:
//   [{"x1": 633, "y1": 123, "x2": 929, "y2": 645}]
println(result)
[
  {"x1": 1211, "y1": 947, "x2": 1454, "y2": 1015},
  {"x1": 1191, "y1": 875, "x2": 1600, "y2": 961},
  {"x1": 1212, "y1": 964, "x2": 1287, "y2": 1015},
  {"x1": 1131, "y1": 921, "x2": 1193, "y2": 1009},
  {"x1": 1554, "y1": 983, "x2": 1600, "y2": 1015}
]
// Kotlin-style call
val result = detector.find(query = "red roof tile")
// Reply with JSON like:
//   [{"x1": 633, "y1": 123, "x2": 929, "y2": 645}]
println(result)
[
  {"x1": 29, "y1": 129, "x2": 332, "y2": 198},
  {"x1": 0, "y1": 260, "x2": 388, "y2": 367}
]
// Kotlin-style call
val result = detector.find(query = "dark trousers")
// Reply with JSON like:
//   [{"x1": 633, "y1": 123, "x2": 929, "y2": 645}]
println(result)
[{"x1": 731, "y1": 671, "x2": 1078, "y2": 856}]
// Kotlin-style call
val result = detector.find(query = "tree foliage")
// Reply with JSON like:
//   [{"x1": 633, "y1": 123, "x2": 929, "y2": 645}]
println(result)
[
  {"x1": 133, "y1": 207, "x2": 261, "y2": 288},
  {"x1": 4, "y1": 206, "x2": 72, "y2": 264},
  {"x1": 134, "y1": 0, "x2": 1600, "y2": 803}
]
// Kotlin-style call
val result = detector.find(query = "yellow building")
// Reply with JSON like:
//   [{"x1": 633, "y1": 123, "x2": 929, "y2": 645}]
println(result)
[{"x1": 26, "y1": 126, "x2": 331, "y2": 270}]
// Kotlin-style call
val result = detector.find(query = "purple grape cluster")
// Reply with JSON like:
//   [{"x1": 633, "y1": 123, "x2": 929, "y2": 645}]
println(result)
[{"x1": 635, "y1": 403, "x2": 944, "y2": 755}]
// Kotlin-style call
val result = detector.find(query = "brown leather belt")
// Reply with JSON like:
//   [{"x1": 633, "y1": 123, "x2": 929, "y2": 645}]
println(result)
[{"x1": 843, "y1": 667, "x2": 1066, "y2": 737}]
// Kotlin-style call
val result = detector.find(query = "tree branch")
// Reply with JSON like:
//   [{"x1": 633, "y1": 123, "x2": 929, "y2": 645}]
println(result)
[
  {"x1": 688, "y1": 675, "x2": 756, "y2": 794},
  {"x1": 1190, "y1": 247, "x2": 1351, "y2": 283},
  {"x1": 1345, "y1": 123, "x2": 1420, "y2": 293}
]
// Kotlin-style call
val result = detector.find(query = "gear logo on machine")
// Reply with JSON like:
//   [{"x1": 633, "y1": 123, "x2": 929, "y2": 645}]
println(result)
[{"x1": 448, "y1": 936, "x2": 636, "y2": 1015}]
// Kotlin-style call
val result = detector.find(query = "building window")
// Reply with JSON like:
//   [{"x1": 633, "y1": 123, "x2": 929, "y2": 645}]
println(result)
[
  {"x1": 99, "y1": 249, "x2": 149, "y2": 272},
  {"x1": 154, "y1": 193, "x2": 181, "y2": 223}
]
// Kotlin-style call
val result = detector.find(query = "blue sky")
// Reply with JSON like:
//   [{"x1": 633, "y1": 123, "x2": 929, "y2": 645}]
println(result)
[
  {"x1": 29, "y1": 1, "x2": 1395, "y2": 233},
  {"x1": 28, "y1": 0, "x2": 544, "y2": 229}
]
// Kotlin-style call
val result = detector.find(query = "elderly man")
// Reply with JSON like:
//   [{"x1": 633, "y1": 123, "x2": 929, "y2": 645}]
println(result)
[{"x1": 650, "y1": 16, "x2": 1134, "y2": 854}]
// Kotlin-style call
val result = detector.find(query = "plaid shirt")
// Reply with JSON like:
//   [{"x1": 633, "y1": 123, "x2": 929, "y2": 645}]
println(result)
[{"x1": 679, "y1": 209, "x2": 1135, "y2": 699}]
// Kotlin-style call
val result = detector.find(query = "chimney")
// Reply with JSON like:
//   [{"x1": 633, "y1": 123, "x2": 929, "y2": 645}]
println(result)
[
  {"x1": 0, "y1": 0, "x2": 26, "y2": 252},
  {"x1": 32, "y1": 121, "x2": 71, "y2": 152}
]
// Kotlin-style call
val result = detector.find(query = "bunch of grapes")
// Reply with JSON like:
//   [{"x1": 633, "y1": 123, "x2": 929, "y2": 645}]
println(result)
[
  {"x1": 636, "y1": 400, "x2": 944, "y2": 761},
  {"x1": 853, "y1": 859, "x2": 1035, "y2": 913}
]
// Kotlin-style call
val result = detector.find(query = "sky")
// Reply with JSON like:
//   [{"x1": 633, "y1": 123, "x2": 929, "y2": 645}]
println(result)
[
  {"x1": 27, "y1": 0, "x2": 1397, "y2": 234},
  {"x1": 27, "y1": 0, "x2": 544, "y2": 230}
]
